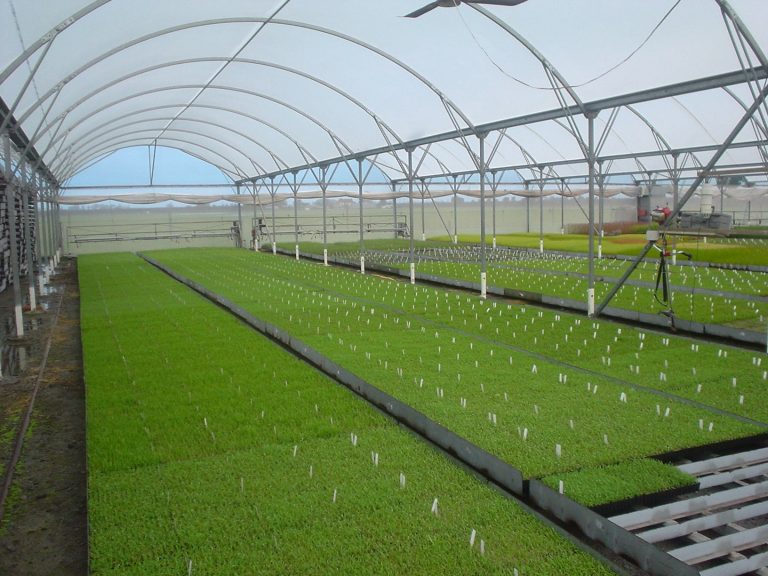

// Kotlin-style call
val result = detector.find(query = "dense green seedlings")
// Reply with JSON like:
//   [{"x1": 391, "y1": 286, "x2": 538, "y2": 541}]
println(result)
[
  {"x1": 540, "y1": 459, "x2": 698, "y2": 508},
  {"x1": 81, "y1": 253, "x2": 614, "y2": 575},
  {"x1": 148, "y1": 248, "x2": 765, "y2": 499}
]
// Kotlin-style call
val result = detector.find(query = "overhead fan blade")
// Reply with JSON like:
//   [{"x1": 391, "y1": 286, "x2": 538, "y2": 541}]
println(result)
[{"x1": 405, "y1": 1, "x2": 443, "y2": 18}]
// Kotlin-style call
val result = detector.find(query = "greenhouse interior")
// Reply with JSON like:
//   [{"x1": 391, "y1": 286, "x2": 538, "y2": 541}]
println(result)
[{"x1": 1, "y1": 1, "x2": 768, "y2": 574}]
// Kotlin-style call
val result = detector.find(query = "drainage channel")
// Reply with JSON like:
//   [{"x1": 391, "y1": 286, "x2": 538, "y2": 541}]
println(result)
[{"x1": 143, "y1": 252, "x2": 707, "y2": 576}]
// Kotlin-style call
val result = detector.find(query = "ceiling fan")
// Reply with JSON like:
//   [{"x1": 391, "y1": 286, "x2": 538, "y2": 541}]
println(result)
[{"x1": 405, "y1": 0, "x2": 527, "y2": 19}]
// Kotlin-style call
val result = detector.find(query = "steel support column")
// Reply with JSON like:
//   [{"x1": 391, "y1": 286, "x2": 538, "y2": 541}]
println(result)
[
  {"x1": 559, "y1": 179, "x2": 566, "y2": 234},
  {"x1": 420, "y1": 179, "x2": 426, "y2": 242},
  {"x1": 452, "y1": 175, "x2": 459, "y2": 244},
  {"x1": 587, "y1": 113, "x2": 597, "y2": 317},
  {"x1": 3, "y1": 133, "x2": 24, "y2": 337},
  {"x1": 391, "y1": 182, "x2": 398, "y2": 241},
  {"x1": 321, "y1": 167, "x2": 329, "y2": 265},
  {"x1": 479, "y1": 133, "x2": 487, "y2": 299},
  {"x1": 292, "y1": 173, "x2": 299, "y2": 260},
  {"x1": 21, "y1": 164, "x2": 36, "y2": 310},
  {"x1": 270, "y1": 177, "x2": 277, "y2": 255},
  {"x1": 597, "y1": 162, "x2": 605, "y2": 260},
  {"x1": 236, "y1": 183, "x2": 243, "y2": 249},
  {"x1": 358, "y1": 159, "x2": 365, "y2": 273},
  {"x1": 407, "y1": 148, "x2": 415, "y2": 284},
  {"x1": 537, "y1": 168, "x2": 545, "y2": 254},
  {"x1": 491, "y1": 171, "x2": 497, "y2": 249}
]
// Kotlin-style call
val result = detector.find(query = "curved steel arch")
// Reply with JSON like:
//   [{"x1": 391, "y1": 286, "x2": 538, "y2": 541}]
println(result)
[
  {"x1": 15, "y1": 17, "x2": 475, "y2": 138},
  {"x1": 61, "y1": 136, "x2": 246, "y2": 182},
  {"x1": 60, "y1": 102, "x2": 320, "y2": 166},
  {"x1": 66, "y1": 142, "x2": 239, "y2": 186},
  {"x1": 33, "y1": 57, "x2": 407, "y2": 156},
  {"x1": 57, "y1": 115, "x2": 287, "y2": 174},
  {"x1": 57, "y1": 126, "x2": 260, "y2": 179},
  {"x1": 0, "y1": 0, "x2": 112, "y2": 85},
  {"x1": 41, "y1": 83, "x2": 357, "y2": 174},
  {"x1": 43, "y1": 83, "x2": 416, "y2": 183}
]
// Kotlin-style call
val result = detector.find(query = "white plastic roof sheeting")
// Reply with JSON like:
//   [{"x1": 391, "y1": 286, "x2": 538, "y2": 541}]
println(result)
[{"x1": 1, "y1": 0, "x2": 767, "y2": 191}]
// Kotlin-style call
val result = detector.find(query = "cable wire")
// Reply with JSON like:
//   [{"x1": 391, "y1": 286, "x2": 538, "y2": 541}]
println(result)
[{"x1": 454, "y1": 0, "x2": 682, "y2": 91}]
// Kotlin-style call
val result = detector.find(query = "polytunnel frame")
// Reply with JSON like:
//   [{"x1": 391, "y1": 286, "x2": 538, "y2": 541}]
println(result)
[
  {"x1": 34, "y1": 55, "x2": 423, "y2": 180},
  {"x1": 231, "y1": 1, "x2": 768, "y2": 315},
  {"x1": 0, "y1": 0, "x2": 766, "y2": 344}
]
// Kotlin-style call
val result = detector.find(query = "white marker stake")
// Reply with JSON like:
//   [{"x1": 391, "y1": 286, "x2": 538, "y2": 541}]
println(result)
[
  {"x1": 309, "y1": 465, "x2": 313, "y2": 478},
  {"x1": 470, "y1": 528, "x2": 477, "y2": 547},
  {"x1": 431, "y1": 498, "x2": 439, "y2": 516},
  {"x1": 333, "y1": 488, "x2": 337, "y2": 503},
  {"x1": 400, "y1": 472, "x2": 406, "y2": 489},
  {"x1": 293, "y1": 445, "x2": 298, "y2": 457},
  {"x1": 555, "y1": 444, "x2": 562, "y2": 458},
  {"x1": 558, "y1": 480, "x2": 564, "y2": 494},
  {"x1": 480, "y1": 539, "x2": 485, "y2": 556}
]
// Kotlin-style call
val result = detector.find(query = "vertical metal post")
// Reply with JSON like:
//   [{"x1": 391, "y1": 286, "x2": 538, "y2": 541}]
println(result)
[
  {"x1": 491, "y1": 171, "x2": 497, "y2": 249},
  {"x1": 270, "y1": 177, "x2": 277, "y2": 255},
  {"x1": 322, "y1": 167, "x2": 328, "y2": 265},
  {"x1": 538, "y1": 168, "x2": 544, "y2": 254},
  {"x1": 251, "y1": 182, "x2": 259, "y2": 251},
  {"x1": 21, "y1": 163, "x2": 36, "y2": 310},
  {"x1": 479, "y1": 133, "x2": 487, "y2": 298},
  {"x1": 46, "y1": 184, "x2": 55, "y2": 270},
  {"x1": 236, "y1": 183, "x2": 243, "y2": 249},
  {"x1": 452, "y1": 176, "x2": 459, "y2": 244},
  {"x1": 292, "y1": 172, "x2": 299, "y2": 261},
  {"x1": 587, "y1": 113, "x2": 597, "y2": 317},
  {"x1": 4, "y1": 133, "x2": 24, "y2": 337},
  {"x1": 34, "y1": 175, "x2": 44, "y2": 295},
  {"x1": 597, "y1": 161, "x2": 604, "y2": 260},
  {"x1": 720, "y1": 182, "x2": 725, "y2": 213},
  {"x1": 391, "y1": 182, "x2": 398, "y2": 240},
  {"x1": 671, "y1": 154, "x2": 679, "y2": 265},
  {"x1": 358, "y1": 158, "x2": 365, "y2": 273},
  {"x1": 420, "y1": 179, "x2": 426, "y2": 242},
  {"x1": 407, "y1": 148, "x2": 415, "y2": 284},
  {"x1": 54, "y1": 198, "x2": 61, "y2": 263},
  {"x1": 525, "y1": 186, "x2": 530, "y2": 233},
  {"x1": 560, "y1": 178, "x2": 566, "y2": 234}
]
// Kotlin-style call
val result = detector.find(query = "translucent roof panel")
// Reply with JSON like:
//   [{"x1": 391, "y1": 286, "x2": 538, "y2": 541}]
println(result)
[{"x1": 1, "y1": 0, "x2": 766, "y2": 190}]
